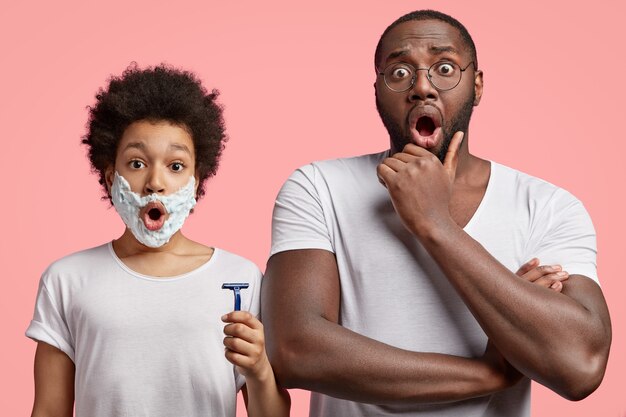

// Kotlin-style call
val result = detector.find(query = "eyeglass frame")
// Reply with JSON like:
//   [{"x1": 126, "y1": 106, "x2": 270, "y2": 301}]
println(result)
[{"x1": 377, "y1": 61, "x2": 476, "y2": 92}]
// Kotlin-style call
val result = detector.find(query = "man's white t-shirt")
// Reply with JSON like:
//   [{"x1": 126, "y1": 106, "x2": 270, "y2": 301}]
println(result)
[
  {"x1": 27, "y1": 243, "x2": 261, "y2": 417},
  {"x1": 271, "y1": 151, "x2": 598, "y2": 417}
]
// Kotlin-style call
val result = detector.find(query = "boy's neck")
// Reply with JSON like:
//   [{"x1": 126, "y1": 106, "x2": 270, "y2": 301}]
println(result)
[
  {"x1": 111, "y1": 229, "x2": 215, "y2": 278},
  {"x1": 113, "y1": 229, "x2": 189, "y2": 257}
]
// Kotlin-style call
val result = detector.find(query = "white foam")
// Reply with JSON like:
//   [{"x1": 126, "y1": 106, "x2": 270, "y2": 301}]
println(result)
[{"x1": 111, "y1": 172, "x2": 197, "y2": 248}]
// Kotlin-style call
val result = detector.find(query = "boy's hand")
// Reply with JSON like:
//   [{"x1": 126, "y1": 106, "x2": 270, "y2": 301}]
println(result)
[
  {"x1": 222, "y1": 311, "x2": 272, "y2": 382},
  {"x1": 515, "y1": 258, "x2": 569, "y2": 292}
]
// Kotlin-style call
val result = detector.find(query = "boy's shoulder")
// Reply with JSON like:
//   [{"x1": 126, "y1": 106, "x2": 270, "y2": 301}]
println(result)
[
  {"x1": 212, "y1": 247, "x2": 262, "y2": 279},
  {"x1": 43, "y1": 243, "x2": 111, "y2": 280}
]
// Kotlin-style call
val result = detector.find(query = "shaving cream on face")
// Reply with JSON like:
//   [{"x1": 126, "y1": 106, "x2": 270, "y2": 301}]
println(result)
[{"x1": 111, "y1": 172, "x2": 197, "y2": 248}]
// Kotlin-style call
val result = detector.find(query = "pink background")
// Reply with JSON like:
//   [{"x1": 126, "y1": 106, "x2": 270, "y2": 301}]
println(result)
[{"x1": 1, "y1": 0, "x2": 623, "y2": 416}]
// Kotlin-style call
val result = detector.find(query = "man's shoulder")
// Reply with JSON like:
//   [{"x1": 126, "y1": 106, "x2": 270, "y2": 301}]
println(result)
[
  {"x1": 491, "y1": 161, "x2": 581, "y2": 207},
  {"x1": 295, "y1": 150, "x2": 388, "y2": 176},
  {"x1": 283, "y1": 151, "x2": 389, "y2": 191}
]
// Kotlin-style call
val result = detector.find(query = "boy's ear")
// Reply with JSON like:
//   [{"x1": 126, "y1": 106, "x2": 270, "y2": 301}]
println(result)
[
  {"x1": 105, "y1": 167, "x2": 115, "y2": 193},
  {"x1": 194, "y1": 172, "x2": 201, "y2": 197}
]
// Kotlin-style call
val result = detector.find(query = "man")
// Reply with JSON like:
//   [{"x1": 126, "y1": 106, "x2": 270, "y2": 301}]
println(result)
[{"x1": 262, "y1": 9, "x2": 611, "y2": 417}]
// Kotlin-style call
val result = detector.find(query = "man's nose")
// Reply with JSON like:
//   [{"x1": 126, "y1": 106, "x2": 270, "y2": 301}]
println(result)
[
  {"x1": 409, "y1": 69, "x2": 438, "y2": 102},
  {"x1": 145, "y1": 169, "x2": 165, "y2": 194}
]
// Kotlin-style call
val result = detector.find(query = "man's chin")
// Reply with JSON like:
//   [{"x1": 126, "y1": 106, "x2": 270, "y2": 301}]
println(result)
[
  {"x1": 390, "y1": 134, "x2": 447, "y2": 162},
  {"x1": 435, "y1": 135, "x2": 452, "y2": 163}
]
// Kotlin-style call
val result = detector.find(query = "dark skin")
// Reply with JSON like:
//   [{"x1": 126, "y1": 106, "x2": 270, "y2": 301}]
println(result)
[{"x1": 262, "y1": 19, "x2": 611, "y2": 404}]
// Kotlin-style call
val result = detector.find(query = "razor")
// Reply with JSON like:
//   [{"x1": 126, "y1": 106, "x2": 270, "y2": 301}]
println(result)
[{"x1": 221, "y1": 283, "x2": 249, "y2": 311}]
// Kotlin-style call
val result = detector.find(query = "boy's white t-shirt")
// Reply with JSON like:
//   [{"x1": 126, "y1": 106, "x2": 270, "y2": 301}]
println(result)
[{"x1": 26, "y1": 243, "x2": 261, "y2": 417}]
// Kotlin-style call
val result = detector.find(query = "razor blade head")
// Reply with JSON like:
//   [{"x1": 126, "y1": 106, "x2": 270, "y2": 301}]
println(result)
[
  {"x1": 221, "y1": 283, "x2": 250, "y2": 289},
  {"x1": 222, "y1": 282, "x2": 250, "y2": 311}
]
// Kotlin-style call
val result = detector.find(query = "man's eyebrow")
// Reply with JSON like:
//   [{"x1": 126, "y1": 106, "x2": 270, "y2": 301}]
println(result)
[
  {"x1": 385, "y1": 49, "x2": 410, "y2": 63},
  {"x1": 383, "y1": 45, "x2": 460, "y2": 65},
  {"x1": 429, "y1": 45, "x2": 459, "y2": 55}
]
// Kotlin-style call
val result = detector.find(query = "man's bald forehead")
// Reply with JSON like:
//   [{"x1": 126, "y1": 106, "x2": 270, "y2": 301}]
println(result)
[{"x1": 374, "y1": 10, "x2": 478, "y2": 69}]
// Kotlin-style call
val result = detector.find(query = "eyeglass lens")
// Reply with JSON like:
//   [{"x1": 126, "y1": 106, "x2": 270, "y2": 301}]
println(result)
[{"x1": 383, "y1": 62, "x2": 463, "y2": 92}]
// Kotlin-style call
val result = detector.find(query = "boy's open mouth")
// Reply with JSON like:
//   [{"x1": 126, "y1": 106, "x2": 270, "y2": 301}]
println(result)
[{"x1": 141, "y1": 202, "x2": 167, "y2": 231}]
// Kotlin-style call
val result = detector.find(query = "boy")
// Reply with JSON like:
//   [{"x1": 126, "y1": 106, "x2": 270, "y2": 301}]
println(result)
[{"x1": 27, "y1": 64, "x2": 290, "y2": 417}]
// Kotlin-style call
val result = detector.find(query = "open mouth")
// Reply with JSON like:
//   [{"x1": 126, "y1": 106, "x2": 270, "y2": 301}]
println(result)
[
  {"x1": 416, "y1": 116, "x2": 436, "y2": 137},
  {"x1": 141, "y1": 201, "x2": 167, "y2": 231},
  {"x1": 409, "y1": 107, "x2": 442, "y2": 149}
]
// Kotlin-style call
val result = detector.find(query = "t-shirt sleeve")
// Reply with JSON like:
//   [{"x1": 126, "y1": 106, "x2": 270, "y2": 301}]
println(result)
[
  {"x1": 270, "y1": 165, "x2": 333, "y2": 257},
  {"x1": 526, "y1": 189, "x2": 598, "y2": 284},
  {"x1": 25, "y1": 271, "x2": 75, "y2": 362}
]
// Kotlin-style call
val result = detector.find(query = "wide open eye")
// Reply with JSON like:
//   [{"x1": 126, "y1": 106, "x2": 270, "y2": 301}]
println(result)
[
  {"x1": 170, "y1": 162, "x2": 184, "y2": 172},
  {"x1": 130, "y1": 160, "x2": 145, "y2": 169},
  {"x1": 433, "y1": 62, "x2": 457, "y2": 77},
  {"x1": 389, "y1": 65, "x2": 412, "y2": 80}
]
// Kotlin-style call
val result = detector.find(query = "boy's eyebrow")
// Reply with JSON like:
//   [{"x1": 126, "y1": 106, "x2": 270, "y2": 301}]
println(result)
[
  {"x1": 122, "y1": 142, "x2": 192, "y2": 155},
  {"x1": 123, "y1": 142, "x2": 145, "y2": 151},
  {"x1": 170, "y1": 143, "x2": 192, "y2": 155}
]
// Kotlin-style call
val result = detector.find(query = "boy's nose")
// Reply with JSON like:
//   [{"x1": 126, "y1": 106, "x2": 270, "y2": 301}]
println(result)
[{"x1": 145, "y1": 170, "x2": 165, "y2": 194}]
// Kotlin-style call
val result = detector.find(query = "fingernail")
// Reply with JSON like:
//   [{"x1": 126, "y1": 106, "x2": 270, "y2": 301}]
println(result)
[
  {"x1": 556, "y1": 271, "x2": 568, "y2": 277},
  {"x1": 551, "y1": 282, "x2": 560, "y2": 289},
  {"x1": 221, "y1": 314, "x2": 227, "y2": 321}
]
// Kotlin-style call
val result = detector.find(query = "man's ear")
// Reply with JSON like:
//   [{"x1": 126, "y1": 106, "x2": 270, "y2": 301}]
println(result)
[{"x1": 473, "y1": 69, "x2": 483, "y2": 106}]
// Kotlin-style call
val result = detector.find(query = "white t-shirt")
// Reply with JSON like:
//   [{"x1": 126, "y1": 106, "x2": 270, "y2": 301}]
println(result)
[
  {"x1": 26, "y1": 242, "x2": 262, "y2": 417},
  {"x1": 270, "y1": 151, "x2": 598, "y2": 417}
]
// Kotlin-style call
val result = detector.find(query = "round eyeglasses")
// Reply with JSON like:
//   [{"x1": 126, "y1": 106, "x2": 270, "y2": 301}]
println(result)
[{"x1": 378, "y1": 61, "x2": 475, "y2": 92}]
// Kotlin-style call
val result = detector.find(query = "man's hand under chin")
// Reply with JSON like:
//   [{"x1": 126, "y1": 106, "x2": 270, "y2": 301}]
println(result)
[{"x1": 376, "y1": 131, "x2": 464, "y2": 236}]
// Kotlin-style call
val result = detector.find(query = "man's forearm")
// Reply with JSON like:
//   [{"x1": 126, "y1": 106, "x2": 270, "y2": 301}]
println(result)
[
  {"x1": 415, "y1": 219, "x2": 611, "y2": 400},
  {"x1": 267, "y1": 316, "x2": 515, "y2": 404},
  {"x1": 263, "y1": 249, "x2": 520, "y2": 404}
]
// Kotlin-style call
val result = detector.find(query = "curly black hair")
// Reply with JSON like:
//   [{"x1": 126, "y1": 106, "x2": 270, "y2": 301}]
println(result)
[{"x1": 82, "y1": 63, "x2": 227, "y2": 201}]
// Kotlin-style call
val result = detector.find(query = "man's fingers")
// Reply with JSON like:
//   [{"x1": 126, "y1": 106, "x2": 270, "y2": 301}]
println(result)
[
  {"x1": 381, "y1": 157, "x2": 406, "y2": 172},
  {"x1": 389, "y1": 152, "x2": 418, "y2": 163},
  {"x1": 376, "y1": 163, "x2": 396, "y2": 188},
  {"x1": 516, "y1": 261, "x2": 569, "y2": 292},
  {"x1": 443, "y1": 131, "x2": 464, "y2": 179},
  {"x1": 401, "y1": 143, "x2": 432, "y2": 157},
  {"x1": 515, "y1": 258, "x2": 540, "y2": 276},
  {"x1": 519, "y1": 265, "x2": 564, "y2": 282},
  {"x1": 533, "y1": 274, "x2": 568, "y2": 291}
]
